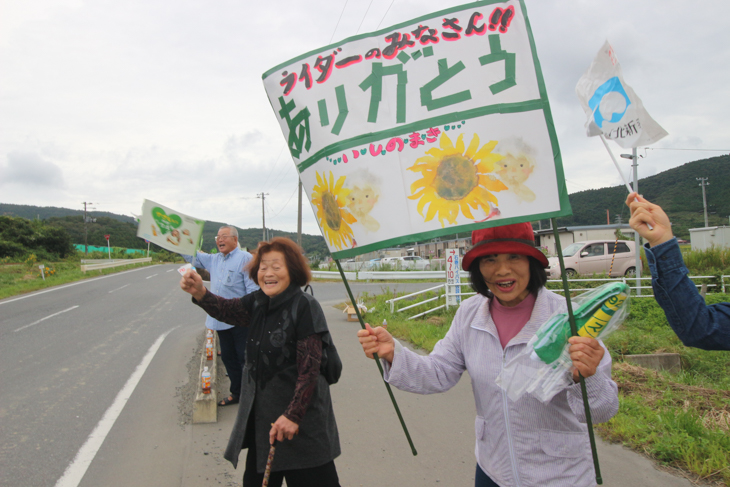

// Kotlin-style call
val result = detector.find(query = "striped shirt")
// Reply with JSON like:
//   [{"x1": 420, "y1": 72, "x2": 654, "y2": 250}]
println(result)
[{"x1": 384, "y1": 288, "x2": 618, "y2": 487}]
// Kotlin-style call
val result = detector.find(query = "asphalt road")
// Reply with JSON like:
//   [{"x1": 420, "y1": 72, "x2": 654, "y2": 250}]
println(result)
[
  {"x1": 0, "y1": 272, "x2": 695, "y2": 487},
  {"x1": 0, "y1": 270, "x2": 437, "y2": 487},
  {"x1": 0, "y1": 264, "x2": 205, "y2": 487}
]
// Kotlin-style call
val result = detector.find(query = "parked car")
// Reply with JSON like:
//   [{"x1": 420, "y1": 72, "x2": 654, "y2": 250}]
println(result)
[
  {"x1": 401, "y1": 255, "x2": 430, "y2": 270},
  {"x1": 545, "y1": 240, "x2": 638, "y2": 278},
  {"x1": 381, "y1": 255, "x2": 430, "y2": 270}
]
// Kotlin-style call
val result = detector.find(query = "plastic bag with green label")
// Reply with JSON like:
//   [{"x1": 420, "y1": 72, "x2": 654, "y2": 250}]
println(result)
[{"x1": 495, "y1": 282, "x2": 630, "y2": 403}]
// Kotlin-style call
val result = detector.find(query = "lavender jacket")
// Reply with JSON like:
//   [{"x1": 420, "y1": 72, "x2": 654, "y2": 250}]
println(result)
[{"x1": 384, "y1": 288, "x2": 619, "y2": 487}]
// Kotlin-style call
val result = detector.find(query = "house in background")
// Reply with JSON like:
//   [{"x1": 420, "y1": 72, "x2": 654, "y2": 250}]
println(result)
[
  {"x1": 534, "y1": 224, "x2": 635, "y2": 257},
  {"x1": 689, "y1": 226, "x2": 730, "y2": 250}
]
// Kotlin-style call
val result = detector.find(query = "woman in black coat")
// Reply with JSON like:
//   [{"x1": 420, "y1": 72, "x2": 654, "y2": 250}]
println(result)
[{"x1": 181, "y1": 237, "x2": 341, "y2": 487}]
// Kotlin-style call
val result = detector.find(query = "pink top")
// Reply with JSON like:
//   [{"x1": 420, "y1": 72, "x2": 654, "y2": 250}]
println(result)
[{"x1": 490, "y1": 292, "x2": 536, "y2": 349}]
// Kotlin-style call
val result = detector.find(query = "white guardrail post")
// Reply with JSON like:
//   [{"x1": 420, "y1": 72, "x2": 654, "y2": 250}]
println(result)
[{"x1": 80, "y1": 257, "x2": 152, "y2": 272}]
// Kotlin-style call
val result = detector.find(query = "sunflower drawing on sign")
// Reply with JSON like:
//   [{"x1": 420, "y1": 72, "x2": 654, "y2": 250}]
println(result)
[
  {"x1": 408, "y1": 132, "x2": 507, "y2": 227},
  {"x1": 312, "y1": 171, "x2": 357, "y2": 250}
]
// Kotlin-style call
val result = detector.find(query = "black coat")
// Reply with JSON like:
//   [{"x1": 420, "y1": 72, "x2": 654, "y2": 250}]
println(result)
[{"x1": 196, "y1": 284, "x2": 340, "y2": 472}]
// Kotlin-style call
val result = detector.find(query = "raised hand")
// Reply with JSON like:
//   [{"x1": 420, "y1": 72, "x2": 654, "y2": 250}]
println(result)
[
  {"x1": 180, "y1": 269, "x2": 206, "y2": 301},
  {"x1": 625, "y1": 192, "x2": 674, "y2": 247}
]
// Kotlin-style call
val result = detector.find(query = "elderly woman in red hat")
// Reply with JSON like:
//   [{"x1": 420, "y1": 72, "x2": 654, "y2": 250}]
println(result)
[{"x1": 357, "y1": 222, "x2": 618, "y2": 487}]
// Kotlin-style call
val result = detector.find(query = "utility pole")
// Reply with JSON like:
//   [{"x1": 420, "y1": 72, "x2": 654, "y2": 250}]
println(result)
[
  {"x1": 82, "y1": 202, "x2": 95, "y2": 255},
  {"x1": 697, "y1": 177, "x2": 709, "y2": 227},
  {"x1": 297, "y1": 180, "x2": 302, "y2": 248},
  {"x1": 620, "y1": 148, "x2": 642, "y2": 295},
  {"x1": 257, "y1": 193, "x2": 269, "y2": 242}
]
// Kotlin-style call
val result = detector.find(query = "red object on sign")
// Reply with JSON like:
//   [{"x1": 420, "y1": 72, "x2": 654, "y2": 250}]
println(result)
[{"x1": 105, "y1": 234, "x2": 110, "y2": 241}]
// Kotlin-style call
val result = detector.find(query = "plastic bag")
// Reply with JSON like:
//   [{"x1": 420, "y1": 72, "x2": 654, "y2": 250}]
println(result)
[{"x1": 496, "y1": 282, "x2": 630, "y2": 403}]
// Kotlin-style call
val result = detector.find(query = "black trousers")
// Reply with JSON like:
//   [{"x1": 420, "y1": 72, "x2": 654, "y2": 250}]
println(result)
[
  {"x1": 242, "y1": 438, "x2": 340, "y2": 487},
  {"x1": 475, "y1": 464, "x2": 500, "y2": 487},
  {"x1": 216, "y1": 326, "x2": 248, "y2": 398}
]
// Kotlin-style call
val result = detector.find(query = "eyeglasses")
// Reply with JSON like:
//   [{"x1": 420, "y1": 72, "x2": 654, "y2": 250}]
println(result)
[{"x1": 215, "y1": 235, "x2": 233, "y2": 241}]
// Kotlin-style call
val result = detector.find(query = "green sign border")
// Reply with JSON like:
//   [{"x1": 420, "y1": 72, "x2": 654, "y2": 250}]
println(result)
[{"x1": 263, "y1": 0, "x2": 572, "y2": 259}]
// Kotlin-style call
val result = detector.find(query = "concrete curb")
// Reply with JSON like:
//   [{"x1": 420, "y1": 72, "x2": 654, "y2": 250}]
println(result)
[{"x1": 192, "y1": 329, "x2": 218, "y2": 424}]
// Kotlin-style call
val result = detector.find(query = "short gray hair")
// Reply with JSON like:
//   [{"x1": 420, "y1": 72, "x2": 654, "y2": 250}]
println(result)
[{"x1": 219, "y1": 225, "x2": 238, "y2": 238}]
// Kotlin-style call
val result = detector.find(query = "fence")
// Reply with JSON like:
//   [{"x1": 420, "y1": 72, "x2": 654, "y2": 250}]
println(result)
[
  {"x1": 311, "y1": 269, "x2": 468, "y2": 281},
  {"x1": 385, "y1": 274, "x2": 730, "y2": 319}
]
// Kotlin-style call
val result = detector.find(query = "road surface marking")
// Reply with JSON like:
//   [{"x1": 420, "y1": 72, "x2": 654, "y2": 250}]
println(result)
[
  {"x1": 108, "y1": 284, "x2": 129, "y2": 294},
  {"x1": 54, "y1": 328, "x2": 176, "y2": 487},
  {"x1": 145, "y1": 274, "x2": 158, "y2": 279},
  {"x1": 14, "y1": 306, "x2": 80, "y2": 332},
  {"x1": 166, "y1": 269, "x2": 176, "y2": 272},
  {"x1": 0, "y1": 265, "x2": 163, "y2": 306}
]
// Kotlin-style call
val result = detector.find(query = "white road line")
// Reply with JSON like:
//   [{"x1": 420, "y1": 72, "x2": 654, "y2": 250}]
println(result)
[
  {"x1": 145, "y1": 274, "x2": 158, "y2": 279},
  {"x1": 14, "y1": 306, "x2": 80, "y2": 332},
  {"x1": 166, "y1": 269, "x2": 175, "y2": 272},
  {"x1": 54, "y1": 328, "x2": 176, "y2": 487},
  {"x1": 108, "y1": 284, "x2": 129, "y2": 294},
  {"x1": 0, "y1": 265, "x2": 162, "y2": 306}
]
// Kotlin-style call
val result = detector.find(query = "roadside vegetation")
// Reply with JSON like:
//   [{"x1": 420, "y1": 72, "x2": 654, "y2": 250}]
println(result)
[
  {"x1": 0, "y1": 252, "x2": 183, "y2": 299},
  {"x1": 353, "y1": 283, "x2": 730, "y2": 485},
  {"x1": 1, "y1": 215, "x2": 186, "y2": 300},
  {"x1": 0, "y1": 250, "x2": 184, "y2": 300}
]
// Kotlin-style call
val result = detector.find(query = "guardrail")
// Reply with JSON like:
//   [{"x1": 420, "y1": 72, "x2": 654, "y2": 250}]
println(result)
[
  {"x1": 385, "y1": 274, "x2": 730, "y2": 319},
  {"x1": 313, "y1": 269, "x2": 469, "y2": 281},
  {"x1": 80, "y1": 257, "x2": 152, "y2": 272},
  {"x1": 311, "y1": 270, "x2": 357, "y2": 280}
]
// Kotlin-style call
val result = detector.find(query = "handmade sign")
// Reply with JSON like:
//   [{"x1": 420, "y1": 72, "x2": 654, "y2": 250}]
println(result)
[
  {"x1": 262, "y1": 0, "x2": 571, "y2": 259},
  {"x1": 136, "y1": 199, "x2": 205, "y2": 254}
]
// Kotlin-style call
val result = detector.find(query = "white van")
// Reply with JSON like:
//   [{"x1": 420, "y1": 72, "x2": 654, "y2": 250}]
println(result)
[
  {"x1": 546, "y1": 240, "x2": 638, "y2": 278},
  {"x1": 381, "y1": 256, "x2": 430, "y2": 270}
]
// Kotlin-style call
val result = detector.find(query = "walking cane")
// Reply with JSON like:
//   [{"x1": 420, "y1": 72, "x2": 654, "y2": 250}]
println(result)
[{"x1": 262, "y1": 441, "x2": 277, "y2": 487}]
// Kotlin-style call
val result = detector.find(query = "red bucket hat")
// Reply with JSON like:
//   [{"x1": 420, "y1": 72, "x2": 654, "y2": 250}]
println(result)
[{"x1": 461, "y1": 222, "x2": 548, "y2": 271}]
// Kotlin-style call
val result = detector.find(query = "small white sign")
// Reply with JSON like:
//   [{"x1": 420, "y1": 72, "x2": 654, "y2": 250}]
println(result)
[
  {"x1": 177, "y1": 263, "x2": 196, "y2": 276},
  {"x1": 445, "y1": 249, "x2": 461, "y2": 307}
]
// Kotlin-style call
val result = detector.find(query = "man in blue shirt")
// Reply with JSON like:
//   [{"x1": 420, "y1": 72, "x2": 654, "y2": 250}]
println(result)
[
  {"x1": 626, "y1": 193, "x2": 730, "y2": 350},
  {"x1": 187, "y1": 225, "x2": 259, "y2": 405}
]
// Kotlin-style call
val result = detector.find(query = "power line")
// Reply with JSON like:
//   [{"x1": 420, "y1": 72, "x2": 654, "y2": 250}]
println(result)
[
  {"x1": 269, "y1": 185, "x2": 299, "y2": 220},
  {"x1": 356, "y1": 0, "x2": 376, "y2": 34},
  {"x1": 376, "y1": 0, "x2": 396, "y2": 29},
  {"x1": 329, "y1": 0, "x2": 351, "y2": 43},
  {"x1": 261, "y1": 143, "x2": 288, "y2": 192},
  {"x1": 646, "y1": 147, "x2": 729, "y2": 152},
  {"x1": 268, "y1": 158, "x2": 298, "y2": 193}
]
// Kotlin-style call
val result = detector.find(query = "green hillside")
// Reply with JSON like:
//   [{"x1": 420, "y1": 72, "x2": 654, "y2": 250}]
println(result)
[
  {"x1": 0, "y1": 204, "x2": 329, "y2": 258},
  {"x1": 543, "y1": 154, "x2": 730, "y2": 239},
  {"x1": 199, "y1": 223, "x2": 328, "y2": 259},
  {"x1": 2, "y1": 155, "x2": 727, "y2": 252},
  {"x1": 0, "y1": 203, "x2": 135, "y2": 224}
]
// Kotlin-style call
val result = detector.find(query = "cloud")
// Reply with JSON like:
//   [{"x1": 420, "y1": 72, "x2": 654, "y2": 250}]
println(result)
[{"x1": 0, "y1": 152, "x2": 65, "y2": 187}]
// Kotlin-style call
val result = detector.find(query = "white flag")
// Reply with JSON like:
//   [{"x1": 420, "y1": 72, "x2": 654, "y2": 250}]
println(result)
[{"x1": 576, "y1": 41, "x2": 667, "y2": 148}]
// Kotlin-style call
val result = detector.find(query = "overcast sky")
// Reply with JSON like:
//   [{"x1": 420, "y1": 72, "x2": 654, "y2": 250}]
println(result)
[{"x1": 1, "y1": 0, "x2": 728, "y2": 236}]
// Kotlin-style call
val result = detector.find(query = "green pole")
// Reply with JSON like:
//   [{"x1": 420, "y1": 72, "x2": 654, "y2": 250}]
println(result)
[
  {"x1": 335, "y1": 259, "x2": 418, "y2": 456},
  {"x1": 551, "y1": 218, "x2": 602, "y2": 484}
]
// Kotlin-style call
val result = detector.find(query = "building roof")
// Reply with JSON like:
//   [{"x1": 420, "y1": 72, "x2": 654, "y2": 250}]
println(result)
[{"x1": 534, "y1": 224, "x2": 633, "y2": 235}]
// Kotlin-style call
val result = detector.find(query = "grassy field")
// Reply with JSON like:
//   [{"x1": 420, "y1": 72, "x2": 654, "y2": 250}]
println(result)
[
  {"x1": 352, "y1": 288, "x2": 730, "y2": 486},
  {"x1": 0, "y1": 252, "x2": 183, "y2": 300}
]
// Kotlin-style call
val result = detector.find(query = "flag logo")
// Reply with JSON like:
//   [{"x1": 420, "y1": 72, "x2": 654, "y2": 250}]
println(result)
[{"x1": 588, "y1": 76, "x2": 631, "y2": 128}]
